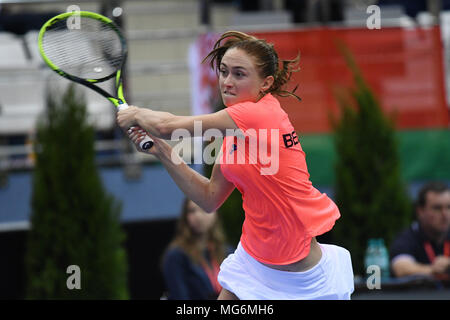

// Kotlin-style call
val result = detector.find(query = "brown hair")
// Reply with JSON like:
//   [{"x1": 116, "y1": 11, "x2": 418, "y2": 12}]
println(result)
[
  {"x1": 203, "y1": 30, "x2": 301, "y2": 101},
  {"x1": 167, "y1": 199, "x2": 227, "y2": 265}
]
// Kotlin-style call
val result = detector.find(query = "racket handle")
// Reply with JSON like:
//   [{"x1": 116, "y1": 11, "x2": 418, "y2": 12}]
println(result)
[
  {"x1": 138, "y1": 135, "x2": 154, "y2": 150},
  {"x1": 118, "y1": 103, "x2": 154, "y2": 150}
]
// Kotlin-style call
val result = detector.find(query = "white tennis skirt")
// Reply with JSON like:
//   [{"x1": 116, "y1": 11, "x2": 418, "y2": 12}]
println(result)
[{"x1": 218, "y1": 242, "x2": 354, "y2": 300}]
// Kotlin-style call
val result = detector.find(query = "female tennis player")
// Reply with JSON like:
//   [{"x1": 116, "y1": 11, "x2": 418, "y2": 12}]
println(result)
[{"x1": 117, "y1": 31, "x2": 354, "y2": 300}]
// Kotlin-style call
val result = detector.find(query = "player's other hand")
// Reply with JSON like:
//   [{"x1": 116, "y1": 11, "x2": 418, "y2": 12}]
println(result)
[{"x1": 127, "y1": 126, "x2": 168, "y2": 156}]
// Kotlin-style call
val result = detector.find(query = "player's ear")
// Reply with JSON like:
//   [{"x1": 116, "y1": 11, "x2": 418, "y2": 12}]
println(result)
[{"x1": 260, "y1": 75, "x2": 274, "y2": 93}]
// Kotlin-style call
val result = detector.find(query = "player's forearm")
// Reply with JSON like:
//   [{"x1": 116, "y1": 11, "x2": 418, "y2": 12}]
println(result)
[
  {"x1": 135, "y1": 108, "x2": 190, "y2": 140},
  {"x1": 156, "y1": 142, "x2": 213, "y2": 212},
  {"x1": 134, "y1": 107, "x2": 235, "y2": 140}
]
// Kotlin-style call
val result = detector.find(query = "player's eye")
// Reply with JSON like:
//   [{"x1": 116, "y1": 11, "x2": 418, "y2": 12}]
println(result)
[{"x1": 219, "y1": 68, "x2": 227, "y2": 76}]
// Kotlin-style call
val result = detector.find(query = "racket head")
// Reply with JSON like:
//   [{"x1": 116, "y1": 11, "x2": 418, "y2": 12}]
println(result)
[{"x1": 38, "y1": 11, "x2": 127, "y2": 85}]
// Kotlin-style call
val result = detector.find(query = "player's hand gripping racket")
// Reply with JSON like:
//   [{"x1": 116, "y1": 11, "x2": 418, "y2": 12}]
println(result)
[{"x1": 38, "y1": 11, "x2": 153, "y2": 150}]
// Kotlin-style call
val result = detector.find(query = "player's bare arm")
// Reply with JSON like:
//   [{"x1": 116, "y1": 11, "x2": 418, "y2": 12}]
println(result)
[
  {"x1": 153, "y1": 140, "x2": 235, "y2": 213},
  {"x1": 117, "y1": 106, "x2": 238, "y2": 139}
]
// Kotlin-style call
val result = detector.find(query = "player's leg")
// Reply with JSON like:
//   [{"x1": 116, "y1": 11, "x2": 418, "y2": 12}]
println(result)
[{"x1": 217, "y1": 288, "x2": 239, "y2": 300}]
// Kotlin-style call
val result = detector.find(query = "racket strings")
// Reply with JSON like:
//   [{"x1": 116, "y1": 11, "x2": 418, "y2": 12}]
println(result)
[{"x1": 41, "y1": 17, "x2": 124, "y2": 80}]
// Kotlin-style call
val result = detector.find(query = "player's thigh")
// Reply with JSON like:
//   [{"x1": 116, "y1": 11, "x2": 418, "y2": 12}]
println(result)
[{"x1": 218, "y1": 288, "x2": 239, "y2": 300}]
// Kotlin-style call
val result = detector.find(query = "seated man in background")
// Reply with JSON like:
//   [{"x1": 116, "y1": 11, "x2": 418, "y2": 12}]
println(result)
[{"x1": 390, "y1": 182, "x2": 450, "y2": 279}]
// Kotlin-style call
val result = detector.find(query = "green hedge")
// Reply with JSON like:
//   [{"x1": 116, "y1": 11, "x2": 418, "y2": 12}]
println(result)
[
  {"x1": 25, "y1": 85, "x2": 129, "y2": 299},
  {"x1": 301, "y1": 129, "x2": 450, "y2": 187}
]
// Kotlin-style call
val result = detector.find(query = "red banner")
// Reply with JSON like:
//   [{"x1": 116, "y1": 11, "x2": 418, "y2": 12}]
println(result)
[{"x1": 190, "y1": 26, "x2": 449, "y2": 133}]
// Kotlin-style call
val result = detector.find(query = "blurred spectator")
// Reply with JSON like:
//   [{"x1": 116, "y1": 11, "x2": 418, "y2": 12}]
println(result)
[
  {"x1": 0, "y1": 7, "x2": 57, "y2": 35},
  {"x1": 390, "y1": 182, "x2": 450, "y2": 279},
  {"x1": 377, "y1": 0, "x2": 450, "y2": 18},
  {"x1": 284, "y1": 0, "x2": 343, "y2": 23},
  {"x1": 161, "y1": 199, "x2": 229, "y2": 300},
  {"x1": 377, "y1": 0, "x2": 427, "y2": 18}
]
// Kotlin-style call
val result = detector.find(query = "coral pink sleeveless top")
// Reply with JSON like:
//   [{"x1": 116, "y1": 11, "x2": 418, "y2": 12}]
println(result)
[{"x1": 220, "y1": 94, "x2": 340, "y2": 265}]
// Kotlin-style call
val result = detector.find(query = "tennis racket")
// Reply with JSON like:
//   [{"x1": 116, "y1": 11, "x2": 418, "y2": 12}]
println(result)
[{"x1": 38, "y1": 11, "x2": 153, "y2": 150}]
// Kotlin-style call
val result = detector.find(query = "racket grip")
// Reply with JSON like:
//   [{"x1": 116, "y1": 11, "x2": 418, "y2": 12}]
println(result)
[
  {"x1": 139, "y1": 135, "x2": 154, "y2": 150},
  {"x1": 118, "y1": 103, "x2": 154, "y2": 150}
]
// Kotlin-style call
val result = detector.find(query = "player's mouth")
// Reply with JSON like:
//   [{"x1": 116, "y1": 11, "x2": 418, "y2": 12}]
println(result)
[{"x1": 223, "y1": 90, "x2": 236, "y2": 96}]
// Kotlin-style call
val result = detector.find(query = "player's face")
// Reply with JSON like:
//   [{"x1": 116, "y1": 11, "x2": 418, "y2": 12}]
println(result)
[
  {"x1": 186, "y1": 201, "x2": 217, "y2": 235},
  {"x1": 219, "y1": 48, "x2": 273, "y2": 107},
  {"x1": 418, "y1": 191, "x2": 450, "y2": 235}
]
